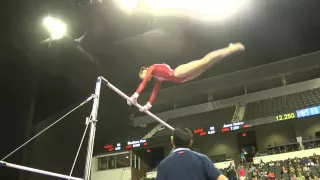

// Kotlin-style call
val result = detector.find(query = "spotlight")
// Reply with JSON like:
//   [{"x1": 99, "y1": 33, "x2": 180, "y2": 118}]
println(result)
[
  {"x1": 117, "y1": 0, "x2": 139, "y2": 13},
  {"x1": 43, "y1": 16, "x2": 67, "y2": 40}
]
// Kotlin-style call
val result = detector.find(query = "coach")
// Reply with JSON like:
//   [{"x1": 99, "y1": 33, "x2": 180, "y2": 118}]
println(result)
[{"x1": 156, "y1": 128, "x2": 229, "y2": 180}]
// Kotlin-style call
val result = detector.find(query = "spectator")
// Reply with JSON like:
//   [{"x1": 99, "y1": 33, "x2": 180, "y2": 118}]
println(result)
[
  {"x1": 281, "y1": 166, "x2": 288, "y2": 176},
  {"x1": 238, "y1": 166, "x2": 245, "y2": 180},
  {"x1": 307, "y1": 159, "x2": 315, "y2": 167},
  {"x1": 267, "y1": 170, "x2": 275, "y2": 180},
  {"x1": 155, "y1": 128, "x2": 228, "y2": 180},
  {"x1": 252, "y1": 175, "x2": 258, "y2": 180},
  {"x1": 252, "y1": 146, "x2": 256, "y2": 155},
  {"x1": 275, "y1": 161, "x2": 281, "y2": 167},
  {"x1": 297, "y1": 172, "x2": 305, "y2": 180},
  {"x1": 312, "y1": 153, "x2": 317, "y2": 163},
  {"x1": 301, "y1": 158, "x2": 308, "y2": 166},
  {"x1": 248, "y1": 164, "x2": 255, "y2": 179},
  {"x1": 314, "y1": 175, "x2": 319, "y2": 180},
  {"x1": 303, "y1": 164, "x2": 310, "y2": 172},
  {"x1": 260, "y1": 171, "x2": 268, "y2": 180},
  {"x1": 240, "y1": 149, "x2": 247, "y2": 163},
  {"x1": 297, "y1": 166, "x2": 303, "y2": 174},
  {"x1": 252, "y1": 168, "x2": 258, "y2": 180},
  {"x1": 290, "y1": 172, "x2": 297, "y2": 180},
  {"x1": 305, "y1": 171, "x2": 311, "y2": 180},
  {"x1": 268, "y1": 161, "x2": 275, "y2": 167},
  {"x1": 289, "y1": 166, "x2": 295, "y2": 174},
  {"x1": 260, "y1": 159, "x2": 266, "y2": 167},
  {"x1": 227, "y1": 162, "x2": 237, "y2": 180}
]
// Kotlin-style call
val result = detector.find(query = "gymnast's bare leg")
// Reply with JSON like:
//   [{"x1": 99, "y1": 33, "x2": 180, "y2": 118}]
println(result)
[{"x1": 174, "y1": 43, "x2": 245, "y2": 82}]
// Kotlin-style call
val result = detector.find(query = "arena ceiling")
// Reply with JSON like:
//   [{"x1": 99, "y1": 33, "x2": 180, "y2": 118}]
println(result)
[
  {"x1": 3, "y1": 0, "x2": 320, "y2": 123},
  {"x1": 4, "y1": 0, "x2": 320, "y2": 91}
]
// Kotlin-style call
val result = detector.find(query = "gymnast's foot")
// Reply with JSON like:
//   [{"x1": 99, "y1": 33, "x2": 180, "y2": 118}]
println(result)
[{"x1": 229, "y1": 42, "x2": 245, "y2": 53}]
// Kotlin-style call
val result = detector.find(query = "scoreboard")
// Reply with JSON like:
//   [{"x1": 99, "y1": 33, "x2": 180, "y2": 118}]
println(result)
[
  {"x1": 104, "y1": 143, "x2": 123, "y2": 152},
  {"x1": 276, "y1": 112, "x2": 296, "y2": 121},
  {"x1": 104, "y1": 139, "x2": 148, "y2": 152},
  {"x1": 193, "y1": 126, "x2": 216, "y2": 137},
  {"x1": 126, "y1": 139, "x2": 148, "y2": 149},
  {"x1": 296, "y1": 106, "x2": 320, "y2": 118},
  {"x1": 274, "y1": 105, "x2": 320, "y2": 121},
  {"x1": 193, "y1": 121, "x2": 249, "y2": 137},
  {"x1": 221, "y1": 121, "x2": 249, "y2": 132}
]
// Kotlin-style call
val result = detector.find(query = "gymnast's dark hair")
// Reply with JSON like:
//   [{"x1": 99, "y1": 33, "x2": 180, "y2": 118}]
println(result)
[{"x1": 172, "y1": 127, "x2": 193, "y2": 148}]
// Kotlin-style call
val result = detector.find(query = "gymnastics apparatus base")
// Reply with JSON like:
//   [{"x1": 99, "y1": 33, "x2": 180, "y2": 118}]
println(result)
[{"x1": 0, "y1": 76, "x2": 175, "y2": 180}]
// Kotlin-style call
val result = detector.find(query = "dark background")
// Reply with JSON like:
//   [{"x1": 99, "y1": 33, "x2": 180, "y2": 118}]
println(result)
[{"x1": 1, "y1": 0, "x2": 320, "y2": 179}]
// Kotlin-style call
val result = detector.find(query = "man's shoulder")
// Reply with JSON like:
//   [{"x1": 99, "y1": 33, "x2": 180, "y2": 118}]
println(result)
[
  {"x1": 190, "y1": 150, "x2": 210, "y2": 159},
  {"x1": 158, "y1": 153, "x2": 174, "y2": 165}
]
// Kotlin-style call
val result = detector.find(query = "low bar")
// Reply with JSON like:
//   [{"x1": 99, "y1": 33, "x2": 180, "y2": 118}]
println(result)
[
  {"x1": 0, "y1": 161, "x2": 83, "y2": 180},
  {"x1": 99, "y1": 76, "x2": 175, "y2": 131}
]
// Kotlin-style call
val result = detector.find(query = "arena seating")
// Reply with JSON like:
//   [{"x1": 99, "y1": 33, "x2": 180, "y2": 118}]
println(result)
[
  {"x1": 104, "y1": 87, "x2": 320, "y2": 143},
  {"x1": 144, "y1": 153, "x2": 320, "y2": 180},
  {"x1": 244, "y1": 88, "x2": 320, "y2": 120},
  {"x1": 246, "y1": 154, "x2": 320, "y2": 180}
]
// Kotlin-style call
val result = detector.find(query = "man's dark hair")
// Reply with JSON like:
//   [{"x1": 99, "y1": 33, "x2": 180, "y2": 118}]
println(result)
[{"x1": 172, "y1": 128, "x2": 193, "y2": 148}]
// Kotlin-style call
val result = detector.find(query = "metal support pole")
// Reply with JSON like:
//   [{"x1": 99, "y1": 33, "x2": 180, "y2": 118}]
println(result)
[
  {"x1": 0, "y1": 161, "x2": 83, "y2": 180},
  {"x1": 99, "y1": 76, "x2": 175, "y2": 131},
  {"x1": 83, "y1": 77, "x2": 101, "y2": 180},
  {"x1": 281, "y1": 76, "x2": 287, "y2": 86},
  {"x1": 244, "y1": 85, "x2": 247, "y2": 95}
]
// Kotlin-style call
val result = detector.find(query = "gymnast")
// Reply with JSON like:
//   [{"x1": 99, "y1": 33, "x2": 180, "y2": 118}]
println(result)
[{"x1": 127, "y1": 43, "x2": 245, "y2": 111}]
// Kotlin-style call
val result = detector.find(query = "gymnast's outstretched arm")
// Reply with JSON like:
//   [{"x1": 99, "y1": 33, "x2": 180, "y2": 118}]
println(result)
[
  {"x1": 127, "y1": 65, "x2": 155, "y2": 106},
  {"x1": 140, "y1": 80, "x2": 161, "y2": 111}
]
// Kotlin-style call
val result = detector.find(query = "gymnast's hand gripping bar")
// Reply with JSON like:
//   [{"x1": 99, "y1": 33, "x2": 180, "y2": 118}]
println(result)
[
  {"x1": 99, "y1": 76, "x2": 175, "y2": 131},
  {"x1": 0, "y1": 161, "x2": 83, "y2": 180}
]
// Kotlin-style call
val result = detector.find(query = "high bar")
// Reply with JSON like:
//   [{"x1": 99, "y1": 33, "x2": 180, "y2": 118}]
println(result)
[
  {"x1": 0, "y1": 161, "x2": 83, "y2": 180},
  {"x1": 99, "y1": 76, "x2": 175, "y2": 131}
]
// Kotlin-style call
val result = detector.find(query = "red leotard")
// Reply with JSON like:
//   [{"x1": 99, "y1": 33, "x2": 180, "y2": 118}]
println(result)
[{"x1": 136, "y1": 64, "x2": 187, "y2": 104}]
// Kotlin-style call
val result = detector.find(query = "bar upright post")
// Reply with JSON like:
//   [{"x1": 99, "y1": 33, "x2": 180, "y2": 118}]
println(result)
[{"x1": 83, "y1": 77, "x2": 101, "y2": 180}]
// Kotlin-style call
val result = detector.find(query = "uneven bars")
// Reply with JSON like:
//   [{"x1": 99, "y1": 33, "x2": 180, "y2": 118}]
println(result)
[
  {"x1": 0, "y1": 161, "x2": 83, "y2": 180},
  {"x1": 99, "y1": 76, "x2": 175, "y2": 131}
]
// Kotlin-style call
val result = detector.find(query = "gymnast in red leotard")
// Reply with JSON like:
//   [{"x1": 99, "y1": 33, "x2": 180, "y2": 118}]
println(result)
[{"x1": 127, "y1": 43, "x2": 245, "y2": 111}]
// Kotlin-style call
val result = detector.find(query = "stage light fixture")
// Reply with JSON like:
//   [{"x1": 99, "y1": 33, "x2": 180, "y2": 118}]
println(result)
[
  {"x1": 117, "y1": 0, "x2": 139, "y2": 13},
  {"x1": 117, "y1": 0, "x2": 248, "y2": 21},
  {"x1": 43, "y1": 16, "x2": 67, "y2": 40}
]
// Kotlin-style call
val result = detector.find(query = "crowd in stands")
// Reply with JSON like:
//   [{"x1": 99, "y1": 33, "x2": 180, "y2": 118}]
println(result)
[
  {"x1": 223, "y1": 154, "x2": 320, "y2": 180},
  {"x1": 144, "y1": 153, "x2": 320, "y2": 180}
]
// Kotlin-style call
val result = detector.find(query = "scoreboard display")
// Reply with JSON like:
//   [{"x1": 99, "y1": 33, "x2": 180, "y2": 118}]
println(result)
[
  {"x1": 193, "y1": 121, "x2": 249, "y2": 137},
  {"x1": 125, "y1": 139, "x2": 148, "y2": 149},
  {"x1": 274, "y1": 105, "x2": 320, "y2": 121},
  {"x1": 276, "y1": 112, "x2": 296, "y2": 121},
  {"x1": 296, "y1": 106, "x2": 320, "y2": 118},
  {"x1": 104, "y1": 139, "x2": 148, "y2": 152},
  {"x1": 104, "y1": 143, "x2": 123, "y2": 152},
  {"x1": 193, "y1": 126, "x2": 216, "y2": 136},
  {"x1": 221, "y1": 121, "x2": 249, "y2": 132}
]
